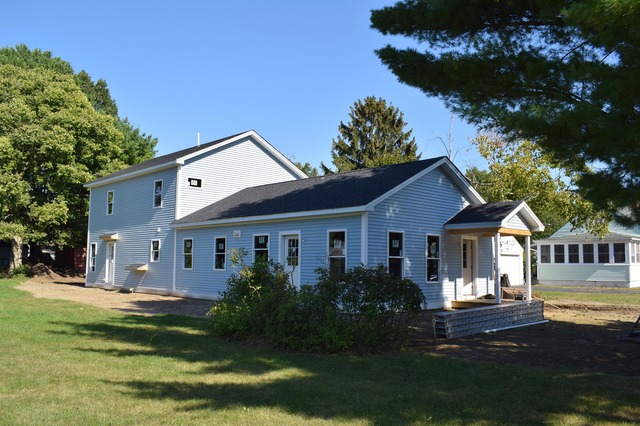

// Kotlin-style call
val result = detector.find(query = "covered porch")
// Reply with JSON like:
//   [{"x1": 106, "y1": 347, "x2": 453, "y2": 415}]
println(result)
[{"x1": 435, "y1": 201, "x2": 546, "y2": 338}]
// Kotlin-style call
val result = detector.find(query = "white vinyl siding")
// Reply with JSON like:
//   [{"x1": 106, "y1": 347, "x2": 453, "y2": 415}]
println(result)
[
  {"x1": 178, "y1": 137, "x2": 300, "y2": 218},
  {"x1": 86, "y1": 167, "x2": 177, "y2": 290}
]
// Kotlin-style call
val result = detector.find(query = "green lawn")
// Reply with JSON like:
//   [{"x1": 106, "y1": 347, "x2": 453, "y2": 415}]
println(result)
[
  {"x1": 1, "y1": 278, "x2": 639, "y2": 425},
  {"x1": 534, "y1": 288, "x2": 640, "y2": 305}
]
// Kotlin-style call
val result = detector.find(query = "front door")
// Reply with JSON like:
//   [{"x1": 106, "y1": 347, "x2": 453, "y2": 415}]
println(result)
[
  {"x1": 462, "y1": 239, "x2": 475, "y2": 296},
  {"x1": 105, "y1": 242, "x2": 116, "y2": 286},
  {"x1": 282, "y1": 235, "x2": 300, "y2": 286}
]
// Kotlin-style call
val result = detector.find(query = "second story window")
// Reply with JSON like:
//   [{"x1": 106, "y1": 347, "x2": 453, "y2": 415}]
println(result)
[
  {"x1": 154, "y1": 180, "x2": 163, "y2": 208},
  {"x1": 107, "y1": 190, "x2": 114, "y2": 215}
]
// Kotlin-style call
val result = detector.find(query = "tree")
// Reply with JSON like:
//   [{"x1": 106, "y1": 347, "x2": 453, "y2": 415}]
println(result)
[
  {"x1": 371, "y1": 1, "x2": 640, "y2": 225},
  {"x1": 0, "y1": 44, "x2": 157, "y2": 165},
  {"x1": 322, "y1": 96, "x2": 420, "y2": 173},
  {"x1": 0, "y1": 64, "x2": 124, "y2": 270},
  {"x1": 466, "y1": 132, "x2": 610, "y2": 238},
  {"x1": 292, "y1": 161, "x2": 319, "y2": 177}
]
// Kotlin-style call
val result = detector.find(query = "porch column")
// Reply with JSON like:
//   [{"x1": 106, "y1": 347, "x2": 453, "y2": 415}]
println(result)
[
  {"x1": 525, "y1": 235, "x2": 532, "y2": 301},
  {"x1": 494, "y1": 232, "x2": 501, "y2": 303}
]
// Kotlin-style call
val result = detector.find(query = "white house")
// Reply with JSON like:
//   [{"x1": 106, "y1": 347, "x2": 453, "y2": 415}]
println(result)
[
  {"x1": 85, "y1": 130, "x2": 544, "y2": 309},
  {"x1": 536, "y1": 221, "x2": 640, "y2": 288}
]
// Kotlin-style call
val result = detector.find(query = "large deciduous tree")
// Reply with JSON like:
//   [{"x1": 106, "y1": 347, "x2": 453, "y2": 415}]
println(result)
[
  {"x1": 466, "y1": 132, "x2": 611, "y2": 238},
  {"x1": 371, "y1": 1, "x2": 640, "y2": 225},
  {"x1": 0, "y1": 64, "x2": 124, "y2": 270},
  {"x1": 323, "y1": 96, "x2": 420, "y2": 173},
  {"x1": 0, "y1": 44, "x2": 157, "y2": 270}
]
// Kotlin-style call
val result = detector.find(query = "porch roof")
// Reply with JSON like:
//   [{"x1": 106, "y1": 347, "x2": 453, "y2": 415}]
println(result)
[{"x1": 444, "y1": 201, "x2": 544, "y2": 236}]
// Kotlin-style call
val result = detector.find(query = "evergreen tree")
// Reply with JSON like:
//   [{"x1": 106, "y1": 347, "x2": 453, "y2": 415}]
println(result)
[
  {"x1": 324, "y1": 96, "x2": 420, "y2": 173},
  {"x1": 371, "y1": 1, "x2": 640, "y2": 225}
]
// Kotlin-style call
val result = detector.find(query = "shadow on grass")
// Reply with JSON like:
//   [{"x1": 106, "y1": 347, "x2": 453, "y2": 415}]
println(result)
[{"x1": 52, "y1": 314, "x2": 640, "y2": 425}]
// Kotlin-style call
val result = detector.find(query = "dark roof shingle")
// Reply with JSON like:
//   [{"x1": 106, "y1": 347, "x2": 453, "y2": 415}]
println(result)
[
  {"x1": 173, "y1": 157, "x2": 445, "y2": 225},
  {"x1": 445, "y1": 201, "x2": 523, "y2": 225}
]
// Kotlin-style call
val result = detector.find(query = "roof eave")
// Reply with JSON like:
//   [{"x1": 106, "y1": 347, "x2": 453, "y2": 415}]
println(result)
[
  {"x1": 84, "y1": 160, "x2": 182, "y2": 188},
  {"x1": 171, "y1": 206, "x2": 367, "y2": 229}
]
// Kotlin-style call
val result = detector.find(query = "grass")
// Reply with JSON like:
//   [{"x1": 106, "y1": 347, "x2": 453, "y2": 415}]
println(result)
[
  {"x1": 1, "y1": 277, "x2": 639, "y2": 425},
  {"x1": 534, "y1": 288, "x2": 640, "y2": 305}
]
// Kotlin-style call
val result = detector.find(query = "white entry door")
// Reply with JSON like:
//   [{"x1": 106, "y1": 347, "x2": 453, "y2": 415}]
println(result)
[
  {"x1": 105, "y1": 242, "x2": 116, "y2": 286},
  {"x1": 282, "y1": 234, "x2": 300, "y2": 286},
  {"x1": 462, "y1": 239, "x2": 475, "y2": 296}
]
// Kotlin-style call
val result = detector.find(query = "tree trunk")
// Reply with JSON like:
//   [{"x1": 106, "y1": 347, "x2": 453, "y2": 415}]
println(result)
[{"x1": 10, "y1": 235, "x2": 23, "y2": 273}]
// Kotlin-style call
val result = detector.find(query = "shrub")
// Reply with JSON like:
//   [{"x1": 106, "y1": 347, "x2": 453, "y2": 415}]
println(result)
[{"x1": 208, "y1": 259, "x2": 427, "y2": 353}]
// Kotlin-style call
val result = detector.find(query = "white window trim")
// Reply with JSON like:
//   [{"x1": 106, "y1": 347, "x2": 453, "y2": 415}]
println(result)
[
  {"x1": 213, "y1": 236, "x2": 227, "y2": 271},
  {"x1": 597, "y1": 242, "x2": 611, "y2": 264},
  {"x1": 567, "y1": 243, "x2": 580, "y2": 264},
  {"x1": 327, "y1": 229, "x2": 347, "y2": 273},
  {"x1": 426, "y1": 234, "x2": 441, "y2": 283},
  {"x1": 253, "y1": 233, "x2": 270, "y2": 263},
  {"x1": 278, "y1": 231, "x2": 302, "y2": 275},
  {"x1": 183, "y1": 238, "x2": 193, "y2": 270},
  {"x1": 150, "y1": 239, "x2": 160, "y2": 263},
  {"x1": 106, "y1": 190, "x2": 114, "y2": 215},
  {"x1": 90, "y1": 243, "x2": 97, "y2": 272},
  {"x1": 153, "y1": 179, "x2": 163, "y2": 208},
  {"x1": 387, "y1": 230, "x2": 405, "y2": 278}
]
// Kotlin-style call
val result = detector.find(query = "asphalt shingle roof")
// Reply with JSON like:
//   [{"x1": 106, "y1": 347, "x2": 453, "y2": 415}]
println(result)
[
  {"x1": 87, "y1": 131, "x2": 246, "y2": 185},
  {"x1": 172, "y1": 157, "x2": 445, "y2": 225},
  {"x1": 445, "y1": 201, "x2": 524, "y2": 225}
]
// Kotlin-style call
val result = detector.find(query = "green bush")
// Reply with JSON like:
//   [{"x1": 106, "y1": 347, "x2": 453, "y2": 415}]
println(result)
[{"x1": 208, "y1": 260, "x2": 427, "y2": 353}]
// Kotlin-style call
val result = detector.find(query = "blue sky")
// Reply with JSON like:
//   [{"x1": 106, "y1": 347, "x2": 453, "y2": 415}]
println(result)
[{"x1": 2, "y1": 1, "x2": 486, "y2": 172}]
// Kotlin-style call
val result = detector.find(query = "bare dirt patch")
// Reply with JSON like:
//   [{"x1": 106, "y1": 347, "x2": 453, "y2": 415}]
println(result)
[
  {"x1": 17, "y1": 272, "x2": 640, "y2": 376},
  {"x1": 19, "y1": 273, "x2": 214, "y2": 318}
]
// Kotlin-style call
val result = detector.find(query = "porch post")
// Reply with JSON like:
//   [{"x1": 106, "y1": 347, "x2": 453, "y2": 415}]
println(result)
[
  {"x1": 525, "y1": 235, "x2": 532, "y2": 301},
  {"x1": 494, "y1": 232, "x2": 501, "y2": 303}
]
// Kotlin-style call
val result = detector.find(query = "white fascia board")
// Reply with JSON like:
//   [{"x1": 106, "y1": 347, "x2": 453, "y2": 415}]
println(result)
[
  {"x1": 178, "y1": 130, "x2": 308, "y2": 179},
  {"x1": 439, "y1": 159, "x2": 486, "y2": 204},
  {"x1": 171, "y1": 206, "x2": 366, "y2": 230},
  {"x1": 84, "y1": 162, "x2": 180, "y2": 188},
  {"x1": 504, "y1": 201, "x2": 545, "y2": 232}
]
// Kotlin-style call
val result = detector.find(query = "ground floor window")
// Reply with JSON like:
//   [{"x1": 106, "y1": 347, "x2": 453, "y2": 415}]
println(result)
[
  {"x1": 388, "y1": 231, "x2": 404, "y2": 278},
  {"x1": 583, "y1": 244, "x2": 594, "y2": 263},
  {"x1": 426, "y1": 235, "x2": 440, "y2": 282},
  {"x1": 598, "y1": 243, "x2": 609, "y2": 263},
  {"x1": 183, "y1": 239, "x2": 193, "y2": 269},
  {"x1": 90, "y1": 243, "x2": 97, "y2": 272},
  {"x1": 328, "y1": 230, "x2": 346, "y2": 275},
  {"x1": 540, "y1": 245, "x2": 551, "y2": 263},
  {"x1": 613, "y1": 243, "x2": 626, "y2": 263},
  {"x1": 568, "y1": 244, "x2": 579, "y2": 263},
  {"x1": 150, "y1": 240, "x2": 160, "y2": 262},
  {"x1": 214, "y1": 237, "x2": 226, "y2": 270},
  {"x1": 554, "y1": 245, "x2": 565, "y2": 263},
  {"x1": 254, "y1": 234, "x2": 269, "y2": 262}
]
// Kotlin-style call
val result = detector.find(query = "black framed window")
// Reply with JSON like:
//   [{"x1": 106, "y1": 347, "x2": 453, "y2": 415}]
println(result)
[
  {"x1": 583, "y1": 244, "x2": 594, "y2": 263},
  {"x1": 540, "y1": 245, "x2": 551, "y2": 263},
  {"x1": 553, "y1": 245, "x2": 565, "y2": 263}
]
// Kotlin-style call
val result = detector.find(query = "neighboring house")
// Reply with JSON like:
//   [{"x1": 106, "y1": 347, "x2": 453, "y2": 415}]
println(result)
[
  {"x1": 536, "y1": 221, "x2": 640, "y2": 288},
  {"x1": 85, "y1": 130, "x2": 544, "y2": 309}
]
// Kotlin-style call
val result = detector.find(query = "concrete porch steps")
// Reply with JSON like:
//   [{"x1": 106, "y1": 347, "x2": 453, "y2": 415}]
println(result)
[{"x1": 433, "y1": 300, "x2": 545, "y2": 339}]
